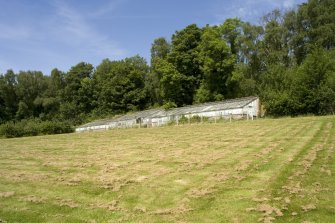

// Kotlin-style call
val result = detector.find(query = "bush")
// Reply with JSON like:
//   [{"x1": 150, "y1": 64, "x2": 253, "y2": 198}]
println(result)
[
  {"x1": 40, "y1": 121, "x2": 74, "y2": 135},
  {"x1": 0, "y1": 120, "x2": 74, "y2": 138},
  {"x1": 0, "y1": 122, "x2": 23, "y2": 138},
  {"x1": 163, "y1": 101, "x2": 177, "y2": 110},
  {"x1": 23, "y1": 121, "x2": 39, "y2": 136}
]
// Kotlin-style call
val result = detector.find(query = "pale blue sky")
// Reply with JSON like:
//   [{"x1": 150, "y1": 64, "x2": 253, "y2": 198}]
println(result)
[{"x1": 0, "y1": 0, "x2": 306, "y2": 74}]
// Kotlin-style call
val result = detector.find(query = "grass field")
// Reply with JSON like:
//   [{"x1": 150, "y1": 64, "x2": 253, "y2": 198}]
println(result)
[{"x1": 0, "y1": 116, "x2": 334, "y2": 223}]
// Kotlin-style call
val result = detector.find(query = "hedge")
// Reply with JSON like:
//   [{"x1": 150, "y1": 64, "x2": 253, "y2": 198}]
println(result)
[{"x1": 0, "y1": 120, "x2": 74, "y2": 138}]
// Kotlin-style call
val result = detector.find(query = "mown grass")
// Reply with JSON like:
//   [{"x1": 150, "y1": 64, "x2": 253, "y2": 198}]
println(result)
[{"x1": 0, "y1": 116, "x2": 334, "y2": 223}]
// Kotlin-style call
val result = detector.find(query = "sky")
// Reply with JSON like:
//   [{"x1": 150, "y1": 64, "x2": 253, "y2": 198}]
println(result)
[{"x1": 0, "y1": 0, "x2": 307, "y2": 75}]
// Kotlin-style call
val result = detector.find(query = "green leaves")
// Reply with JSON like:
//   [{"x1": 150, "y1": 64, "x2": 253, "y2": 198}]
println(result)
[
  {"x1": 197, "y1": 24, "x2": 237, "y2": 100},
  {"x1": 61, "y1": 62, "x2": 94, "y2": 117},
  {"x1": 292, "y1": 48, "x2": 335, "y2": 114},
  {"x1": 153, "y1": 58, "x2": 187, "y2": 106},
  {"x1": 151, "y1": 37, "x2": 170, "y2": 64},
  {"x1": 93, "y1": 55, "x2": 149, "y2": 114}
]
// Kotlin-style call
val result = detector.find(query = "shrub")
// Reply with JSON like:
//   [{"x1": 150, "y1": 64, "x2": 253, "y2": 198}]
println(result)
[
  {"x1": 163, "y1": 102, "x2": 177, "y2": 110},
  {"x1": 23, "y1": 121, "x2": 39, "y2": 136},
  {"x1": 0, "y1": 120, "x2": 74, "y2": 138},
  {"x1": 0, "y1": 122, "x2": 23, "y2": 138},
  {"x1": 40, "y1": 121, "x2": 73, "y2": 135}
]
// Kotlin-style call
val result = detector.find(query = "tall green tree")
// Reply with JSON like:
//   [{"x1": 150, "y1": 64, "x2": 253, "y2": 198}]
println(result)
[
  {"x1": 151, "y1": 37, "x2": 170, "y2": 64},
  {"x1": 60, "y1": 62, "x2": 94, "y2": 122},
  {"x1": 34, "y1": 69, "x2": 65, "y2": 120},
  {"x1": 168, "y1": 24, "x2": 203, "y2": 104},
  {"x1": 256, "y1": 9, "x2": 295, "y2": 110},
  {"x1": 221, "y1": 18, "x2": 243, "y2": 56},
  {"x1": 260, "y1": 10, "x2": 291, "y2": 68},
  {"x1": 231, "y1": 22, "x2": 264, "y2": 97},
  {"x1": 15, "y1": 71, "x2": 48, "y2": 119},
  {"x1": 94, "y1": 56, "x2": 149, "y2": 114},
  {"x1": 91, "y1": 59, "x2": 114, "y2": 115},
  {"x1": 305, "y1": 0, "x2": 335, "y2": 50},
  {"x1": 292, "y1": 48, "x2": 335, "y2": 114},
  {"x1": 284, "y1": 0, "x2": 335, "y2": 64},
  {"x1": 0, "y1": 70, "x2": 18, "y2": 121},
  {"x1": 195, "y1": 24, "x2": 236, "y2": 102},
  {"x1": 153, "y1": 58, "x2": 187, "y2": 107},
  {"x1": 0, "y1": 75, "x2": 7, "y2": 123},
  {"x1": 147, "y1": 37, "x2": 171, "y2": 106}
]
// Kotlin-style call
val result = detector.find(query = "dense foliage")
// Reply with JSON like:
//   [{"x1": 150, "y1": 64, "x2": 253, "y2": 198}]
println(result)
[
  {"x1": 0, "y1": 0, "x2": 334, "y2": 137},
  {"x1": 0, "y1": 120, "x2": 73, "y2": 138}
]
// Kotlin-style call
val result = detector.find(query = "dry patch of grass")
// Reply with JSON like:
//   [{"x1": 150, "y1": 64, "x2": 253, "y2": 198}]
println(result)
[
  {"x1": 0, "y1": 192, "x2": 15, "y2": 198},
  {"x1": 0, "y1": 116, "x2": 334, "y2": 222}
]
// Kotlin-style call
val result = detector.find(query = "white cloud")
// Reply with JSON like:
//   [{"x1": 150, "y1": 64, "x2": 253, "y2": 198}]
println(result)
[
  {"x1": 213, "y1": 0, "x2": 306, "y2": 24},
  {"x1": 50, "y1": 0, "x2": 126, "y2": 58},
  {"x1": 260, "y1": 0, "x2": 300, "y2": 9},
  {"x1": 0, "y1": 0, "x2": 128, "y2": 74},
  {"x1": 89, "y1": 0, "x2": 127, "y2": 18}
]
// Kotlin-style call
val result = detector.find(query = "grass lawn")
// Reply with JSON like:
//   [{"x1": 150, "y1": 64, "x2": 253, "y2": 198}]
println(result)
[{"x1": 0, "y1": 116, "x2": 334, "y2": 222}]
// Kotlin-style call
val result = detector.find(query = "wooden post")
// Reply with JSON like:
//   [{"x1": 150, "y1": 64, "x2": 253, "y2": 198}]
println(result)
[
  {"x1": 214, "y1": 115, "x2": 217, "y2": 124},
  {"x1": 176, "y1": 116, "x2": 179, "y2": 126}
]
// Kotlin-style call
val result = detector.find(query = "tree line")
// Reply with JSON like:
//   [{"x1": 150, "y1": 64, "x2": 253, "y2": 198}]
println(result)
[{"x1": 0, "y1": 0, "x2": 334, "y2": 134}]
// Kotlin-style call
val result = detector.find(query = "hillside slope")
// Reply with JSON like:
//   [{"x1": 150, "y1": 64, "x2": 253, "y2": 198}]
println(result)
[{"x1": 0, "y1": 117, "x2": 334, "y2": 223}]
